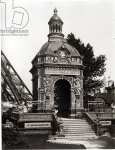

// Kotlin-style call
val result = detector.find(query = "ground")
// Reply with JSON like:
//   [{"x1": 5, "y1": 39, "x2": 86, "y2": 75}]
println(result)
[
  {"x1": 2, "y1": 128, "x2": 115, "y2": 149},
  {"x1": 3, "y1": 133, "x2": 85, "y2": 149}
]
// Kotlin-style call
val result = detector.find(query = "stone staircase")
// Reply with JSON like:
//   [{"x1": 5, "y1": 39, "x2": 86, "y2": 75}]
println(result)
[{"x1": 49, "y1": 117, "x2": 97, "y2": 141}]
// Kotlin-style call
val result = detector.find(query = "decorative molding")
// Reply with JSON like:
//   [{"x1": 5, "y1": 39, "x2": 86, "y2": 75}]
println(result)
[{"x1": 45, "y1": 67, "x2": 80, "y2": 75}]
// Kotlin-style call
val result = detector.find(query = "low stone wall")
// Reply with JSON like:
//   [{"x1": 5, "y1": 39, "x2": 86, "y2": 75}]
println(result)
[
  {"x1": 84, "y1": 112, "x2": 115, "y2": 136},
  {"x1": 11, "y1": 112, "x2": 57, "y2": 135}
]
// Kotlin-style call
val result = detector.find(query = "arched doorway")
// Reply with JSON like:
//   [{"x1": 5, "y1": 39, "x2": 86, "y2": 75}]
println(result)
[{"x1": 54, "y1": 79, "x2": 71, "y2": 117}]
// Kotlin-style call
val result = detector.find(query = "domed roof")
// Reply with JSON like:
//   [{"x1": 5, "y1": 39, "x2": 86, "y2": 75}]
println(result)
[
  {"x1": 48, "y1": 8, "x2": 63, "y2": 24},
  {"x1": 32, "y1": 9, "x2": 81, "y2": 62},
  {"x1": 35, "y1": 40, "x2": 80, "y2": 58}
]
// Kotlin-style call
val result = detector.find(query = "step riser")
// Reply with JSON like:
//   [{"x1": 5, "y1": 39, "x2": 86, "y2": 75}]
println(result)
[
  {"x1": 63, "y1": 125, "x2": 91, "y2": 126},
  {"x1": 64, "y1": 132, "x2": 96, "y2": 134},
  {"x1": 64, "y1": 123, "x2": 91, "y2": 124},
  {"x1": 64, "y1": 134, "x2": 96, "y2": 136},
  {"x1": 64, "y1": 130, "x2": 94, "y2": 132},
  {"x1": 64, "y1": 130, "x2": 94, "y2": 131},
  {"x1": 64, "y1": 133, "x2": 95, "y2": 135},
  {"x1": 63, "y1": 127, "x2": 92, "y2": 129},
  {"x1": 63, "y1": 126, "x2": 93, "y2": 129},
  {"x1": 64, "y1": 133, "x2": 96, "y2": 135},
  {"x1": 62, "y1": 122, "x2": 88, "y2": 123},
  {"x1": 64, "y1": 128, "x2": 93, "y2": 130},
  {"x1": 64, "y1": 127, "x2": 92, "y2": 129},
  {"x1": 63, "y1": 129, "x2": 93, "y2": 132},
  {"x1": 62, "y1": 121, "x2": 88, "y2": 122},
  {"x1": 53, "y1": 137, "x2": 97, "y2": 140},
  {"x1": 63, "y1": 123, "x2": 88, "y2": 124},
  {"x1": 65, "y1": 135, "x2": 97, "y2": 137},
  {"x1": 64, "y1": 130, "x2": 95, "y2": 132}
]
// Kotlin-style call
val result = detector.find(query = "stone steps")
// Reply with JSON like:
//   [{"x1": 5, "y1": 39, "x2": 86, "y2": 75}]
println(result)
[{"x1": 49, "y1": 117, "x2": 97, "y2": 141}]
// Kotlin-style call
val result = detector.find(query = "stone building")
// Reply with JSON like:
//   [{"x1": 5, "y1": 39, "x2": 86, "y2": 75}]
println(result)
[{"x1": 30, "y1": 9, "x2": 84, "y2": 117}]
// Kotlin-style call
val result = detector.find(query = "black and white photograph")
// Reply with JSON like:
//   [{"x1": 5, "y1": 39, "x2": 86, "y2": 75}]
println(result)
[{"x1": 1, "y1": 0, "x2": 115, "y2": 149}]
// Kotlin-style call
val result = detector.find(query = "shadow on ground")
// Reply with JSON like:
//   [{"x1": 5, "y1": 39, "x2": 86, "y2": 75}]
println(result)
[
  {"x1": 2, "y1": 128, "x2": 86, "y2": 149},
  {"x1": 96, "y1": 136, "x2": 115, "y2": 149},
  {"x1": 3, "y1": 128, "x2": 115, "y2": 149}
]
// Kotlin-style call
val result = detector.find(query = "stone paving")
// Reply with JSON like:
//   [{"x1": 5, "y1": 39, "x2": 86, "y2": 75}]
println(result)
[{"x1": 48, "y1": 136, "x2": 115, "y2": 149}]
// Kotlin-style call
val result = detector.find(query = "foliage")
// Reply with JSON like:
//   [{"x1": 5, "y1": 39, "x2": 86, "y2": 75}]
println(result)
[{"x1": 67, "y1": 33, "x2": 106, "y2": 107}]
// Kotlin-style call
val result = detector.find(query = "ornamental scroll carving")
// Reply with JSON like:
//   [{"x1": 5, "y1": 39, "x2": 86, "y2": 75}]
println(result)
[
  {"x1": 73, "y1": 77, "x2": 81, "y2": 96},
  {"x1": 43, "y1": 77, "x2": 52, "y2": 97},
  {"x1": 74, "y1": 78, "x2": 81, "y2": 88}
]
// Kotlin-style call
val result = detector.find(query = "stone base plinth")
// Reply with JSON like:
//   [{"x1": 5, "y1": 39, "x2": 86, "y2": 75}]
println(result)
[{"x1": 11, "y1": 112, "x2": 56, "y2": 134}]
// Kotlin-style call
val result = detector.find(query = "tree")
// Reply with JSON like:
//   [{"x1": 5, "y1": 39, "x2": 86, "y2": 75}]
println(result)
[{"x1": 67, "y1": 33, "x2": 106, "y2": 107}]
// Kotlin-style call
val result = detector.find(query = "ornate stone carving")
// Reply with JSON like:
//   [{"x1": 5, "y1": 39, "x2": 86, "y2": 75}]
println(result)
[
  {"x1": 74, "y1": 88, "x2": 81, "y2": 96},
  {"x1": 74, "y1": 77, "x2": 81, "y2": 89},
  {"x1": 53, "y1": 57, "x2": 58, "y2": 63},
  {"x1": 43, "y1": 77, "x2": 50, "y2": 87},
  {"x1": 59, "y1": 50, "x2": 66, "y2": 58}
]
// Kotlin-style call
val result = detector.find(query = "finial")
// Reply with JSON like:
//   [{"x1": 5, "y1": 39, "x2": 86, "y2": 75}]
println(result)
[{"x1": 54, "y1": 8, "x2": 58, "y2": 15}]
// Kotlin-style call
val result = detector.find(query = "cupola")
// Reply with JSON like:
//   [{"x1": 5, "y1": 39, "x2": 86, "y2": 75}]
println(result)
[{"x1": 48, "y1": 8, "x2": 64, "y2": 41}]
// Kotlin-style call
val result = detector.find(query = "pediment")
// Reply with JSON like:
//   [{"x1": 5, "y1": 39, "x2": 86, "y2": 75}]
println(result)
[{"x1": 54, "y1": 46, "x2": 70, "y2": 57}]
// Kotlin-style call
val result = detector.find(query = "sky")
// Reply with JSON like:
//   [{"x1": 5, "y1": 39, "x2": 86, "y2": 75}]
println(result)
[{"x1": 1, "y1": 0, "x2": 115, "y2": 91}]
